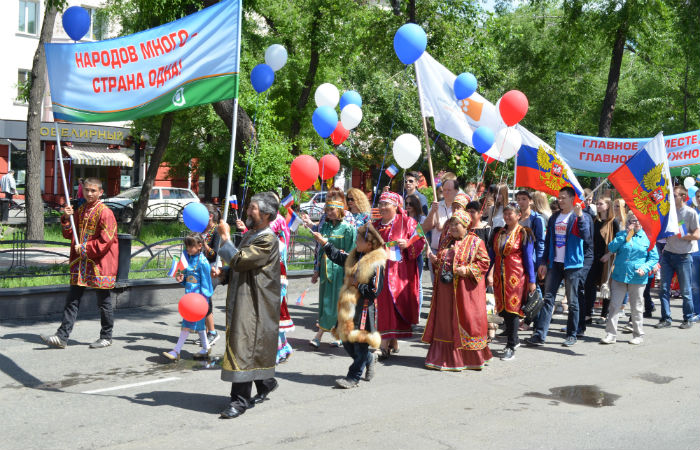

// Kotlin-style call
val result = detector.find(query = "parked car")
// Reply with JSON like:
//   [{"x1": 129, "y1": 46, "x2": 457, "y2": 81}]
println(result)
[
  {"x1": 104, "y1": 186, "x2": 200, "y2": 222},
  {"x1": 299, "y1": 191, "x2": 326, "y2": 221}
]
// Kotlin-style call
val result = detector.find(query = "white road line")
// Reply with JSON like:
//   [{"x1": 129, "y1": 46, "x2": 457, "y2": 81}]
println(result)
[{"x1": 81, "y1": 377, "x2": 180, "y2": 394}]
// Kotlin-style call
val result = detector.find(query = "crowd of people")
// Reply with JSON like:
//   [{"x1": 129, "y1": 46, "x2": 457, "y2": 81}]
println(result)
[{"x1": 37, "y1": 172, "x2": 700, "y2": 420}]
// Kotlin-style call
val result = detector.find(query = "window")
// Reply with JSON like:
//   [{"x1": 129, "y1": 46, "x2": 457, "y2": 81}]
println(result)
[
  {"x1": 16, "y1": 69, "x2": 30, "y2": 104},
  {"x1": 18, "y1": 0, "x2": 38, "y2": 34},
  {"x1": 86, "y1": 7, "x2": 107, "y2": 40},
  {"x1": 149, "y1": 189, "x2": 160, "y2": 200}
]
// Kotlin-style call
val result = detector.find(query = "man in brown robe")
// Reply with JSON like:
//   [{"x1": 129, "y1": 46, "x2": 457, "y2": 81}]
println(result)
[
  {"x1": 216, "y1": 191, "x2": 281, "y2": 419},
  {"x1": 40, "y1": 177, "x2": 118, "y2": 349}
]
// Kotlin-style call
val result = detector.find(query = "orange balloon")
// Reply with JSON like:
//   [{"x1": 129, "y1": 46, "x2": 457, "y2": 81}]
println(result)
[
  {"x1": 290, "y1": 155, "x2": 319, "y2": 191},
  {"x1": 178, "y1": 293, "x2": 208, "y2": 322}
]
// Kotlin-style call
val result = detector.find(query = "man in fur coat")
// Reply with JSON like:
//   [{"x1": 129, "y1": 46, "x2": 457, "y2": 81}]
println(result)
[{"x1": 216, "y1": 192, "x2": 281, "y2": 419}]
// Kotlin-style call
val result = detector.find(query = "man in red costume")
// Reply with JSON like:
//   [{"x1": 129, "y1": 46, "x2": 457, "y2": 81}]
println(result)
[
  {"x1": 373, "y1": 191, "x2": 424, "y2": 358},
  {"x1": 41, "y1": 177, "x2": 119, "y2": 349}
]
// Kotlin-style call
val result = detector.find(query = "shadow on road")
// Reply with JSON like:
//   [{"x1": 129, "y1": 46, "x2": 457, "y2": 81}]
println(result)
[
  {"x1": 118, "y1": 390, "x2": 226, "y2": 414},
  {"x1": 275, "y1": 370, "x2": 338, "y2": 387}
]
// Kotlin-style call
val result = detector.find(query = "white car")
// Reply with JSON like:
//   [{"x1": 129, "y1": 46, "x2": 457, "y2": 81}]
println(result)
[
  {"x1": 104, "y1": 186, "x2": 200, "y2": 222},
  {"x1": 299, "y1": 191, "x2": 326, "y2": 221}
]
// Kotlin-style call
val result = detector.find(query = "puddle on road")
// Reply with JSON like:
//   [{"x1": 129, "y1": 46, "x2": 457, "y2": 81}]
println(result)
[
  {"x1": 635, "y1": 372, "x2": 678, "y2": 384},
  {"x1": 524, "y1": 385, "x2": 619, "y2": 408},
  {"x1": 18, "y1": 357, "x2": 221, "y2": 391}
]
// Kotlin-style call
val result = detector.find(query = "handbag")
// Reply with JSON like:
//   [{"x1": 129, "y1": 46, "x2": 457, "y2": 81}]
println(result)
[{"x1": 522, "y1": 289, "x2": 544, "y2": 325}]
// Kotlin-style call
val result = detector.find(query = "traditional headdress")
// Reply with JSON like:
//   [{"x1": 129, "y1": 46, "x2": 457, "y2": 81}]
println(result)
[
  {"x1": 379, "y1": 191, "x2": 403, "y2": 208},
  {"x1": 451, "y1": 209, "x2": 471, "y2": 228},
  {"x1": 452, "y1": 193, "x2": 471, "y2": 210}
]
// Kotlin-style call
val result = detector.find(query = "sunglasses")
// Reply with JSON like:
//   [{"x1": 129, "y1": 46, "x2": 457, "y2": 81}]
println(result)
[{"x1": 346, "y1": 196, "x2": 354, "y2": 202}]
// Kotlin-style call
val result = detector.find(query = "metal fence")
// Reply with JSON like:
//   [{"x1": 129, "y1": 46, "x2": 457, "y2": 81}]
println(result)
[{"x1": 0, "y1": 229, "x2": 316, "y2": 285}]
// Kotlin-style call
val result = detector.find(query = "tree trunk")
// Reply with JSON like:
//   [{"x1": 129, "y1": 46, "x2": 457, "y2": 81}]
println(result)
[
  {"x1": 211, "y1": 100, "x2": 256, "y2": 149},
  {"x1": 289, "y1": 11, "x2": 321, "y2": 147},
  {"x1": 408, "y1": 0, "x2": 416, "y2": 23},
  {"x1": 129, "y1": 113, "x2": 174, "y2": 237},
  {"x1": 25, "y1": 5, "x2": 58, "y2": 240},
  {"x1": 597, "y1": 15, "x2": 629, "y2": 137},
  {"x1": 682, "y1": 61, "x2": 689, "y2": 131},
  {"x1": 203, "y1": 168, "x2": 213, "y2": 202}
]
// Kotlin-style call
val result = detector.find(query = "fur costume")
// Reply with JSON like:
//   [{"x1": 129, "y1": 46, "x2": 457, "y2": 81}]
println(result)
[{"x1": 333, "y1": 246, "x2": 387, "y2": 348}]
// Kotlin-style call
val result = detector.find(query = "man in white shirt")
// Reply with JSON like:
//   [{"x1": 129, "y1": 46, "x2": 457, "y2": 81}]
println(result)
[
  {"x1": 422, "y1": 178, "x2": 459, "y2": 282},
  {"x1": 1, "y1": 170, "x2": 17, "y2": 200}
]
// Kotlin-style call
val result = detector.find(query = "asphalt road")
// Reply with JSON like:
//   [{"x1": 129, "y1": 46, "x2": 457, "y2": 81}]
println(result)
[{"x1": 1, "y1": 275, "x2": 698, "y2": 450}]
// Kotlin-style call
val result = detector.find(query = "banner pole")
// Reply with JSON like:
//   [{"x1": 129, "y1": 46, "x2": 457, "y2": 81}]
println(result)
[
  {"x1": 413, "y1": 61, "x2": 437, "y2": 202},
  {"x1": 54, "y1": 123, "x2": 79, "y2": 244}
]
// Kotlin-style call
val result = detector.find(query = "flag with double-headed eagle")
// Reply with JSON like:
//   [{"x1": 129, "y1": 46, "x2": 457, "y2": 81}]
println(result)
[
  {"x1": 608, "y1": 132, "x2": 678, "y2": 249},
  {"x1": 515, "y1": 127, "x2": 585, "y2": 202}
]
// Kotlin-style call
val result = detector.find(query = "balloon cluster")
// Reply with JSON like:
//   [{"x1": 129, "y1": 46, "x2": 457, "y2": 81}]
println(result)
[
  {"x1": 62, "y1": 6, "x2": 91, "y2": 41},
  {"x1": 312, "y1": 83, "x2": 363, "y2": 142},
  {"x1": 289, "y1": 154, "x2": 340, "y2": 191},
  {"x1": 250, "y1": 44, "x2": 288, "y2": 93}
]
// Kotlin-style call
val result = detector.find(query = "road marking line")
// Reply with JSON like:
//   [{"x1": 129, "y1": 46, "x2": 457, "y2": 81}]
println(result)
[{"x1": 81, "y1": 377, "x2": 180, "y2": 394}]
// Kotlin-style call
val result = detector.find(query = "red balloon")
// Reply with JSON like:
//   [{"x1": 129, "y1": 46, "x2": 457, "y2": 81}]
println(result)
[
  {"x1": 498, "y1": 90, "x2": 529, "y2": 127},
  {"x1": 330, "y1": 121, "x2": 349, "y2": 146},
  {"x1": 482, "y1": 154, "x2": 496, "y2": 164},
  {"x1": 178, "y1": 293, "x2": 208, "y2": 322},
  {"x1": 290, "y1": 155, "x2": 319, "y2": 191},
  {"x1": 319, "y1": 154, "x2": 340, "y2": 180}
]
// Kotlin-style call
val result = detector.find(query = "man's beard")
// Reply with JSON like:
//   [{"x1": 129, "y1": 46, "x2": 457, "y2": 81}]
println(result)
[{"x1": 245, "y1": 217, "x2": 257, "y2": 229}]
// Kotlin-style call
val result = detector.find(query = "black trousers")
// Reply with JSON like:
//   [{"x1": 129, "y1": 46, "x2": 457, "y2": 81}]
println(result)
[
  {"x1": 502, "y1": 311, "x2": 520, "y2": 350},
  {"x1": 56, "y1": 285, "x2": 113, "y2": 341},
  {"x1": 577, "y1": 262, "x2": 593, "y2": 334},
  {"x1": 230, "y1": 378, "x2": 277, "y2": 409}
]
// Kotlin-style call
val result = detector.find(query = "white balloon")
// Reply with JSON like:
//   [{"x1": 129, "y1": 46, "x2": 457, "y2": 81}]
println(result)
[
  {"x1": 265, "y1": 44, "x2": 288, "y2": 72},
  {"x1": 392, "y1": 133, "x2": 422, "y2": 169},
  {"x1": 340, "y1": 104, "x2": 363, "y2": 130},
  {"x1": 683, "y1": 176, "x2": 696, "y2": 190},
  {"x1": 314, "y1": 83, "x2": 339, "y2": 108},
  {"x1": 486, "y1": 127, "x2": 522, "y2": 161}
]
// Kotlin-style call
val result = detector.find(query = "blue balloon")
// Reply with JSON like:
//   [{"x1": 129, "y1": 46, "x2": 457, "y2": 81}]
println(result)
[
  {"x1": 62, "y1": 6, "x2": 91, "y2": 41},
  {"x1": 182, "y1": 203, "x2": 209, "y2": 233},
  {"x1": 340, "y1": 91, "x2": 362, "y2": 110},
  {"x1": 393, "y1": 23, "x2": 427, "y2": 65},
  {"x1": 472, "y1": 127, "x2": 495, "y2": 154},
  {"x1": 688, "y1": 186, "x2": 698, "y2": 205},
  {"x1": 454, "y1": 73, "x2": 478, "y2": 100},
  {"x1": 312, "y1": 106, "x2": 338, "y2": 138},
  {"x1": 250, "y1": 64, "x2": 274, "y2": 93}
]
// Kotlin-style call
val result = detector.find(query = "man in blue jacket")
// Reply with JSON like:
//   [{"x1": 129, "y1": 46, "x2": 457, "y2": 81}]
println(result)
[{"x1": 526, "y1": 186, "x2": 591, "y2": 347}]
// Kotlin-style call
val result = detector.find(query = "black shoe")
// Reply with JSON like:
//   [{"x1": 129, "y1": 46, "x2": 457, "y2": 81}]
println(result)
[
  {"x1": 252, "y1": 379, "x2": 279, "y2": 404},
  {"x1": 220, "y1": 403, "x2": 245, "y2": 419},
  {"x1": 643, "y1": 311, "x2": 653, "y2": 319},
  {"x1": 680, "y1": 320, "x2": 694, "y2": 329},
  {"x1": 501, "y1": 347, "x2": 515, "y2": 361},
  {"x1": 524, "y1": 337, "x2": 544, "y2": 347},
  {"x1": 654, "y1": 319, "x2": 672, "y2": 329},
  {"x1": 365, "y1": 353, "x2": 377, "y2": 381},
  {"x1": 335, "y1": 377, "x2": 360, "y2": 389},
  {"x1": 562, "y1": 336, "x2": 577, "y2": 347}
]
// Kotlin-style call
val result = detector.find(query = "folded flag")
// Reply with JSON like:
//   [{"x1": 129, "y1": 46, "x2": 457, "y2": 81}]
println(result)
[
  {"x1": 387, "y1": 242, "x2": 403, "y2": 262},
  {"x1": 286, "y1": 207, "x2": 301, "y2": 232},
  {"x1": 167, "y1": 250, "x2": 189, "y2": 278},
  {"x1": 281, "y1": 193, "x2": 294, "y2": 209},
  {"x1": 229, "y1": 195, "x2": 238, "y2": 210},
  {"x1": 415, "y1": 223, "x2": 426, "y2": 237},
  {"x1": 295, "y1": 288, "x2": 309, "y2": 306},
  {"x1": 385, "y1": 164, "x2": 399, "y2": 179}
]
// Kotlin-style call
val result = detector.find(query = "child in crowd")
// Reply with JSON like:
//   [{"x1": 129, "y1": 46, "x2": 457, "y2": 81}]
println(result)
[{"x1": 163, "y1": 233, "x2": 214, "y2": 361}]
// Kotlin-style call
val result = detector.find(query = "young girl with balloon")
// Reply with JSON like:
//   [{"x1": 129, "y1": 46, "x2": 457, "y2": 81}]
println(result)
[{"x1": 162, "y1": 233, "x2": 214, "y2": 361}]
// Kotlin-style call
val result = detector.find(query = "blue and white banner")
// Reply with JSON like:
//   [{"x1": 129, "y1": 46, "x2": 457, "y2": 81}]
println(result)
[
  {"x1": 45, "y1": 0, "x2": 240, "y2": 123},
  {"x1": 556, "y1": 130, "x2": 700, "y2": 176}
]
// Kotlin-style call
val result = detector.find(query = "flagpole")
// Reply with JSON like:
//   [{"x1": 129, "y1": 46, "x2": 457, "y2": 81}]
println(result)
[
  {"x1": 221, "y1": 1, "x2": 243, "y2": 228},
  {"x1": 413, "y1": 61, "x2": 438, "y2": 202},
  {"x1": 54, "y1": 123, "x2": 79, "y2": 244}
]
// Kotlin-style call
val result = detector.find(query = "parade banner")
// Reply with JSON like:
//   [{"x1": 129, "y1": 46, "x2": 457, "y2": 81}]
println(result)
[
  {"x1": 45, "y1": 0, "x2": 240, "y2": 123},
  {"x1": 556, "y1": 130, "x2": 700, "y2": 177}
]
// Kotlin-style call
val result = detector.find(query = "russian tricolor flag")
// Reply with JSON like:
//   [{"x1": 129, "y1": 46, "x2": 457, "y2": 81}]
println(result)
[
  {"x1": 229, "y1": 195, "x2": 238, "y2": 210},
  {"x1": 385, "y1": 164, "x2": 399, "y2": 179},
  {"x1": 286, "y1": 207, "x2": 301, "y2": 232},
  {"x1": 281, "y1": 193, "x2": 294, "y2": 208},
  {"x1": 608, "y1": 132, "x2": 678, "y2": 249},
  {"x1": 677, "y1": 222, "x2": 688, "y2": 238}
]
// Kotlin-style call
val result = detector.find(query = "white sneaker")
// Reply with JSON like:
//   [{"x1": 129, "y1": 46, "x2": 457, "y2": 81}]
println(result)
[
  {"x1": 600, "y1": 334, "x2": 616, "y2": 344},
  {"x1": 629, "y1": 336, "x2": 643, "y2": 345}
]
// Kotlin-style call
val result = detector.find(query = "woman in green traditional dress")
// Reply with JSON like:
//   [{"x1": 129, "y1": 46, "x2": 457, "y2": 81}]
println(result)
[{"x1": 310, "y1": 194, "x2": 357, "y2": 348}]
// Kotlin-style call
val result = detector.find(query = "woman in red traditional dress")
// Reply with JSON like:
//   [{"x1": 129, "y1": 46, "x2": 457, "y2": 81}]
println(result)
[
  {"x1": 373, "y1": 191, "x2": 424, "y2": 359},
  {"x1": 491, "y1": 203, "x2": 536, "y2": 361},
  {"x1": 423, "y1": 210, "x2": 492, "y2": 371}
]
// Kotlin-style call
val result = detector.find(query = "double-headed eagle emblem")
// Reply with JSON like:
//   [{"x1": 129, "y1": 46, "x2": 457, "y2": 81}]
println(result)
[
  {"x1": 632, "y1": 163, "x2": 670, "y2": 220},
  {"x1": 536, "y1": 144, "x2": 570, "y2": 192}
]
